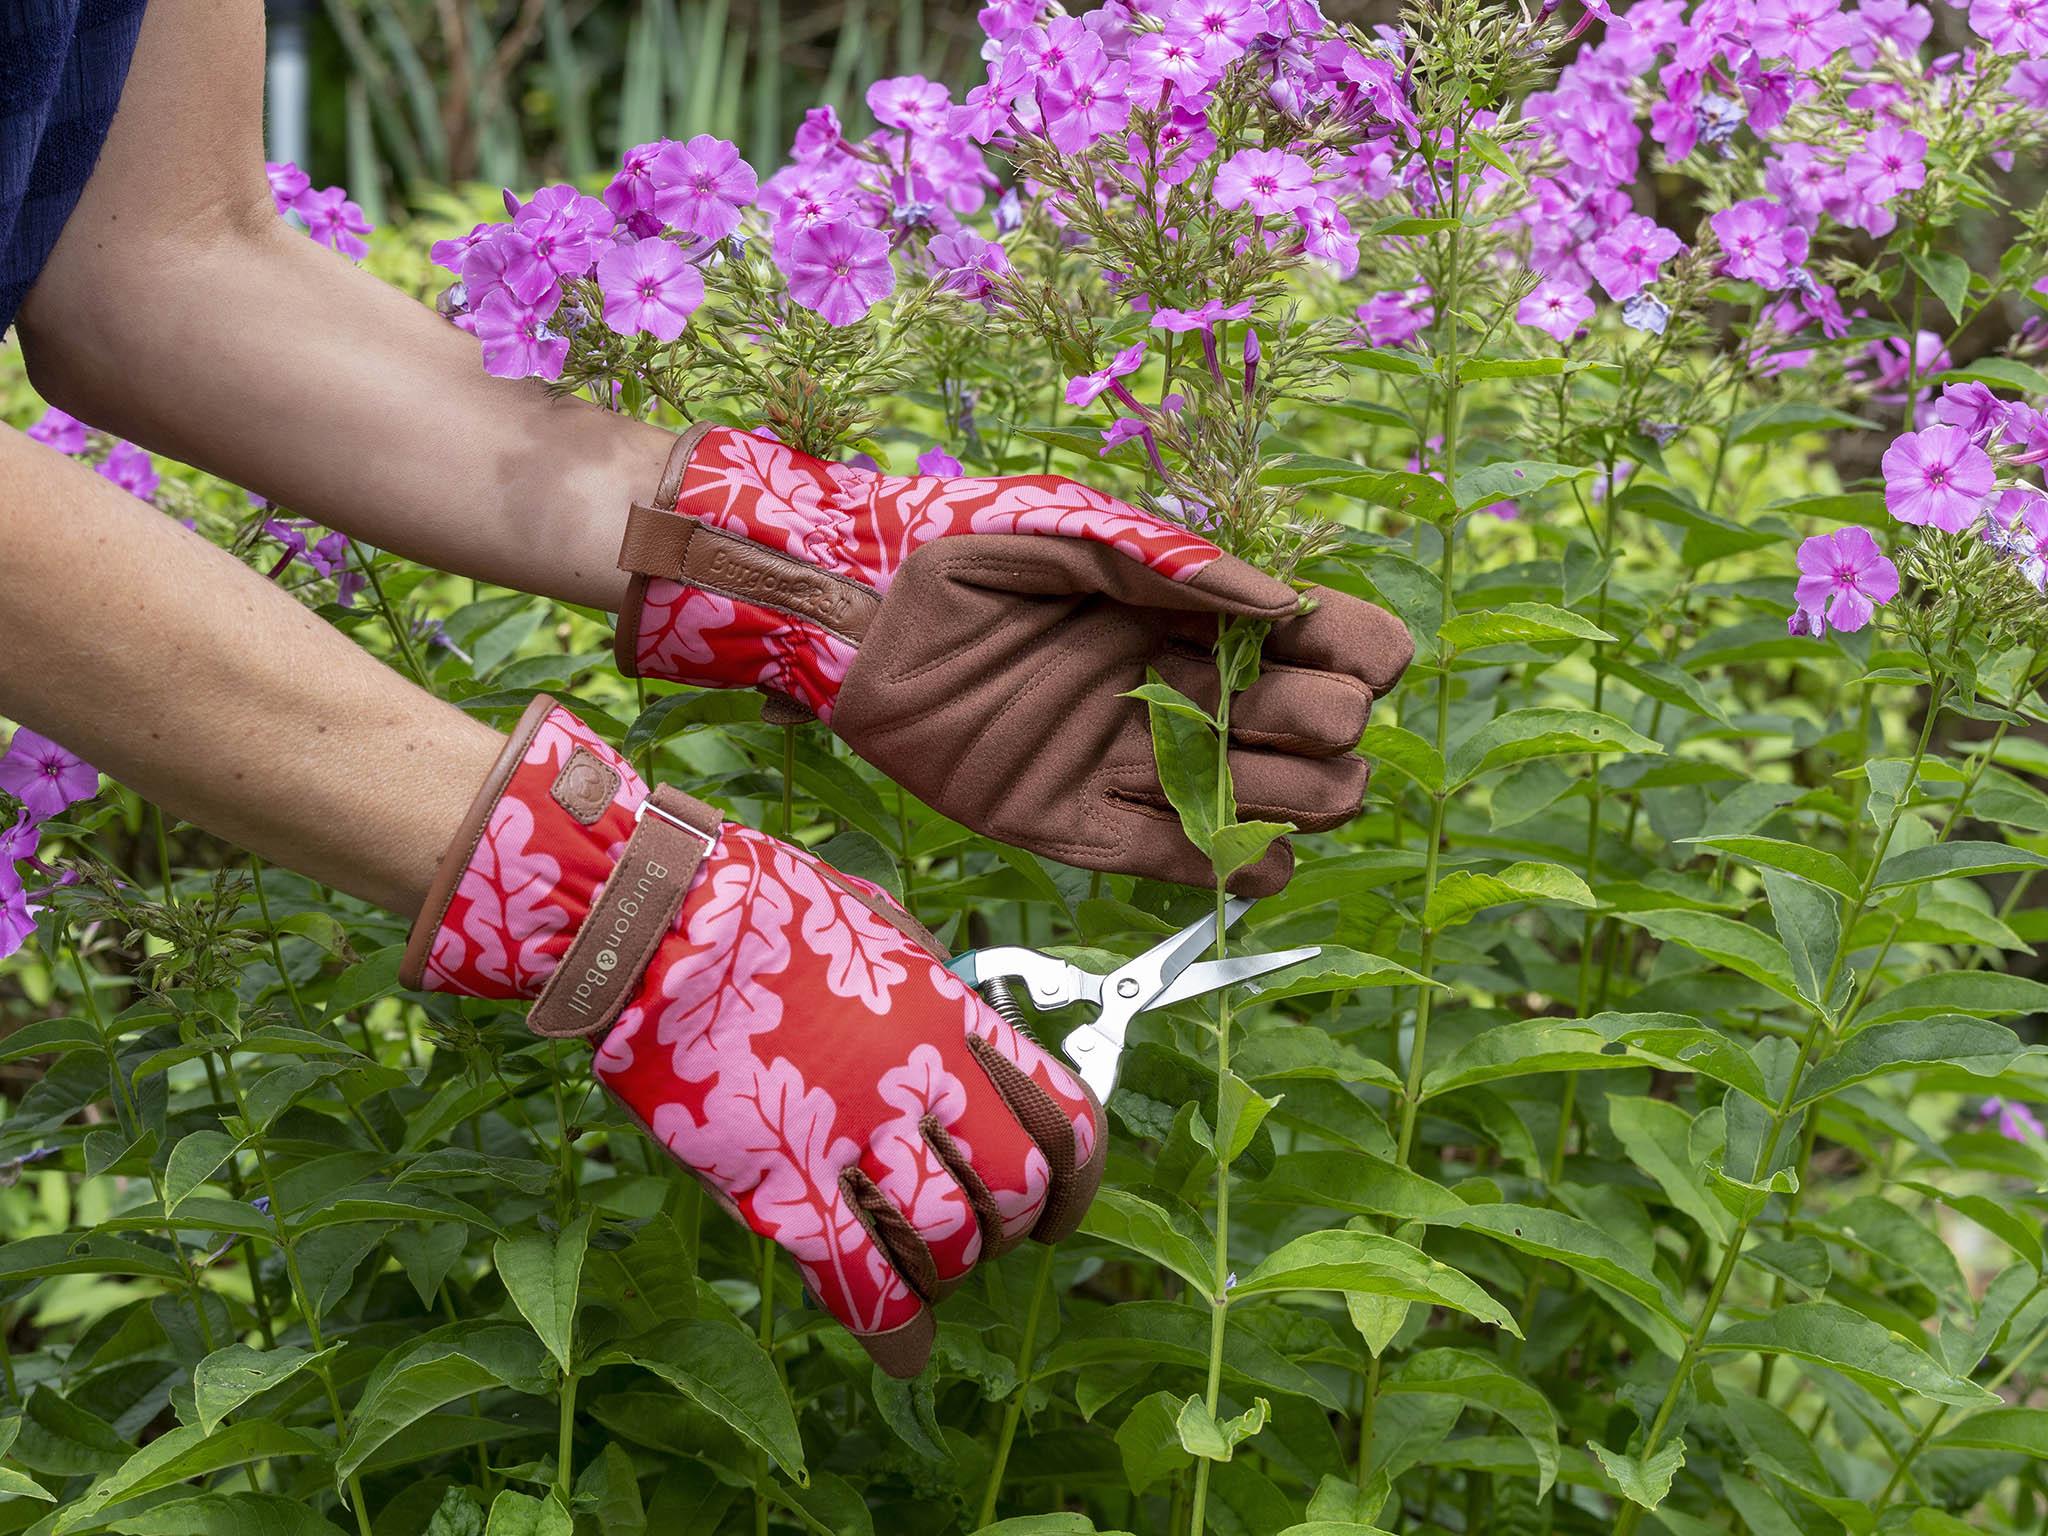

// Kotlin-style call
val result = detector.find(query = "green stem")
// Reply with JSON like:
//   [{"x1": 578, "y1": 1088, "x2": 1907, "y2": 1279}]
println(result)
[
  {"x1": 555, "y1": 1369, "x2": 579, "y2": 1503},
  {"x1": 1878, "y1": 1296, "x2": 2048, "y2": 1505},
  {"x1": 349, "y1": 539, "x2": 430, "y2": 688},
  {"x1": 248, "y1": 855, "x2": 313, "y2": 1032},
  {"x1": 977, "y1": 1242, "x2": 1057, "y2": 1529}
]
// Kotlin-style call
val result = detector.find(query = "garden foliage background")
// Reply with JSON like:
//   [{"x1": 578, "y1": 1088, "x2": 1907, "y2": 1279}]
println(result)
[{"x1": 8, "y1": 1, "x2": 2048, "y2": 1534}]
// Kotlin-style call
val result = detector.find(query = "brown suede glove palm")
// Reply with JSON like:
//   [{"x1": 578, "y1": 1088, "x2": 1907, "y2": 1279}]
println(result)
[{"x1": 614, "y1": 424, "x2": 1414, "y2": 896}]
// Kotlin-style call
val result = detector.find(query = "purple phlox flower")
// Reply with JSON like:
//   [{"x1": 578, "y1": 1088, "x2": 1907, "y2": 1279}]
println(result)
[
  {"x1": 1883, "y1": 424, "x2": 1996, "y2": 531},
  {"x1": 928, "y1": 229, "x2": 1011, "y2": 307},
  {"x1": 651, "y1": 136, "x2": 759, "y2": 241},
  {"x1": 1300, "y1": 197, "x2": 1359, "y2": 278},
  {"x1": 0, "y1": 729, "x2": 99, "y2": 823},
  {"x1": 916, "y1": 447, "x2": 965, "y2": 476},
  {"x1": 1243, "y1": 327, "x2": 1260, "y2": 396},
  {"x1": 1621, "y1": 292, "x2": 1672, "y2": 334},
  {"x1": 1793, "y1": 525, "x2": 1900, "y2": 633},
  {"x1": 1969, "y1": 0, "x2": 2048, "y2": 53},
  {"x1": 503, "y1": 185, "x2": 610, "y2": 304},
  {"x1": 429, "y1": 222, "x2": 497, "y2": 277},
  {"x1": 1212, "y1": 147, "x2": 1318, "y2": 216},
  {"x1": 1131, "y1": 30, "x2": 1222, "y2": 99},
  {"x1": 1168, "y1": 0, "x2": 1266, "y2": 62},
  {"x1": 296, "y1": 186, "x2": 373, "y2": 261},
  {"x1": 1737, "y1": 58, "x2": 1797, "y2": 134},
  {"x1": 781, "y1": 220, "x2": 895, "y2": 326},
  {"x1": 1933, "y1": 382, "x2": 2009, "y2": 441},
  {"x1": 1518, "y1": 280, "x2": 1596, "y2": 343},
  {"x1": 1710, "y1": 198, "x2": 1808, "y2": 289},
  {"x1": 1587, "y1": 214, "x2": 1684, "y2": 302},
  {"x1": 760, "y1": 162, "x2": 859, "y2": 255},
  {"x1": 1846, "y1": 123, "x2": 1928, "y2": 204},
  {"x1": 1765, "y1": 141, "x2": 1834, "y2": 225},
  {"x1": 1101, "y1": 415, "x2": 1168, "y2": 474},
  {"x1": 994, "y1": 187, "x2": 1025, "y2": 233},
  {"x1": 1040, "y1": 57, "x2": 1133, "y2": 154},
  {"x1": 266, "y1": 161, "x2": 311, "y2": 214},
  {"x1": 473, "y1": 290, "x2": 570, "y2": 381},
  {"x1": 1066, "y1": 343, "x2": 1149, "y2": 408},
  {"x1": 1852, "y1": 0, "x2": 1934, "y2": 61},
  {"x1": 793, "y1": 106, "x2": 845, "y2": 160},
  {"x1": 605, "y1": 140, "x2": 671, "y2": 226},
  {"x1": 596, "y1": 238, "x2": 704, "y2": 341},
  {"x1": 1151, "y1": 298, "x2": 1255, "y2": 335},
  {"x1": 869, "y1": 76, "x2": 953, "y2": 135},
  {"x1": 27, "y1": 406, "x2": 88, "y2": 455},
  {"x1": 459, "y1": 226, "x2": 553, "y2": 314},
  {"x1": 1358, "y1": 287, "x2": 1434, "y2": 348},
  {"x1": 98, "y1": 441, "x2": 158, "y2": 503},
  {"x1": 1698, "y1": 92, "x2": 1750, "y2": 149},
  {"x1": 1983, "y1": 1097, "x2": 2046, "y2": 1142},
  {"x1": 2010, "y1": 59, "x2": 2048, "y2": 106},
  {"x1": 1753, "y1": 0, "x2": 1855, "y2": 67}
]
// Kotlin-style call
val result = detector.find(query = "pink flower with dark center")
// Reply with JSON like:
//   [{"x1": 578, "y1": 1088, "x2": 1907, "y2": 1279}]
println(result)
[
  {"x1": 1518, "y1": 280, "x2": 1596, "y2": 342},
  {"x1": 474, "y1": 291, "x2": 570, "y2": 380},
  {"x1": 27, "y1": 407, "x2": 87, "y2": 455},
  {"x1": 1300, "y1": 198, "x2": 1359, "y2": 277},
  {"x1": 1846, "y1": 124, "x2": 1927, "y2": 203},
  {"x1": 596, "y1": 239, "x2": 704, "y2": 341},
  {"x1": 1969, "y1": 0, "x2": 2048, "y2": 52},
  {"x1": 1358, "y1": 287, "x2": 1435, "y2": 348},
  {"x1": 1212, "y1": 148, "x2": 1318, "y2": 216},
  {"x1": 1151, "y1": 298, "x2": 1254, "y2": 334},
  {"x1": 0, "y1": 729, "x2": 99, "y2": 823},
  {"x1": 793, "y1": 106, "x2": 844, "y2": 159},
  {"x1": 781, "y1": 221, "x2": 895, "y2": 325},
  {"x1": 297, "y1": 186, "x2": 373, "y2": 260},
  {"x1": 651, "y1": 136, "x2": 759, "y2": 241},
  {"x1": 868, "y1": 76, "x2": 952, "y2": 135},
  {"x1": 1882, "y1": 424, "x2": 1996, "y2": 532},
  {"x1": 1793, "y1": 526, "x2": 1899, "y2": 632},
  {"x1": 605, "y1": 141, "x2": 671, "y2": 225},
  {"x1": 504, "y1": 185, "x2": 610, "y2": 304},
  {"x1": 1587, "y1": 214, "x2": 1683, "y2": 301},
  {"x1": 266, "y1": 161, "x2": 310, "y2": 214},
  {"x1": 1933, "y1": 382, "x2": 2009, "y2": 441},
  {"x1": 1849, "y1": 0, "x2": 1933, "y2": 63},
  {"x1": 1168, "y1": 0, "x2": 1264, "y2": 61},
  {"x1": 0, "y1": 875, "x2": 33, "y2": 962},
  {"x1": 1709, "y1": 198, "x2": 1808, "y2": 289},
  {"x1": 1066, "y1": 343, "x2": 1148, "y2": 407},
  {"x1": 98, "y1": 442, "x2": 158, "y2": 503},
  {"x1": 1042, "y1": 58, "x2": 1132, "y2": 153},
  {"x1": 1753, "y1": 0, "x2": 1855, "y2": 67},
  {"x1": 1131, "y1": 31, "x2": 1219, "y2": 97}
]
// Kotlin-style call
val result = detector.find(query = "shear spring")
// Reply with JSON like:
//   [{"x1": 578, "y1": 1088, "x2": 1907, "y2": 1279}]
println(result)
[{"x1": 978, "y1": 976, "x2": 1028, "y2": 1030}]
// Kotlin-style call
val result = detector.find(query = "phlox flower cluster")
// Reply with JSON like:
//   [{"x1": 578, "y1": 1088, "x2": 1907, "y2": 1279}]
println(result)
[
  {"x1": 267, "y1": 160, "x2": 374, "y2": 261},
  {"x1": 0, "y1": 727, "x2": 97, "y2": 961}
]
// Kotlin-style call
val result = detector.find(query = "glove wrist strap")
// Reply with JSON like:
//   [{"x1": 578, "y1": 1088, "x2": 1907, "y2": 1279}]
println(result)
[{"x1": 612, "y1": 420, "x2": 716, "y2": 675}]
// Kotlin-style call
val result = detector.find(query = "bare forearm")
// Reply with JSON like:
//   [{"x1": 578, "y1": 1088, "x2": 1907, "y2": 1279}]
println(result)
[
  {"x1": 0, "y1": 428, "x2": 501, "y2": 914},
  {"x1": 11, "y1": 0, "x2": 671, "y2": 614}
]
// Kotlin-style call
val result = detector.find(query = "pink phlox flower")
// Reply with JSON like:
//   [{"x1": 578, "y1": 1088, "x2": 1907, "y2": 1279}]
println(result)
[
  {"x1": 1066, "y1": 343, "x2": 1148, "y2": 407},
  {"x1": 1518, "y1": 280, "x2": 1596, "y2": 342},
  {"x1": 1137, "y1": 105, "x2": 1220, "y2": 187},
  {"x1": 793, "y1": 106, "x2": 846, "y2": 160},
  {"x1": 868, "y1": 76, "x2": 953, "y2": 135},
  {"x1": 505, "y1": 185, "x2": 611, "y2": 304},
  {"x1": 27, "y1": 407, "x2": 87, "y2": 455},
  {"x1": 1793, "y1": 525, "x2": 1900, "y2": 632},
  {"x1": 1983, "y1": 1097, "x2": 2047, "y2": 1142},
  {"x1": 266, "y1": 161, "x2": 311, "y2": 213},
  {"x1": 1753, "y1": 0, "x2": 1856, "y2": 67},
  {"x1": 1851, "y1": 0, "x2": 1934, "y2": 61},
  {"x1": 1846, "y1": 123, "x2": 1928, "y2": 204},
  {"x1": 2010, "y1": 59, "x2": 2048, "y2": 105},
  {"x1": 296, "y1": 186, "x2": 373, "y2": 261},
  {"x1": 1150, "y1": 298, "x2": 1255, "y2": 333},
  {"x1": 1357, "y1": 287, "x2": 1435, "y2": 348},
  {"x1": 473, "y1": 290, "x2": 570, "y2": 380},
  {"x1": 0, "y1": 729, "x2": 99, "y2": 823},
  {"x1": 651, "y1": 135, "x2": 759, "y2": 241},
  {"x1": 1300, "y1": 197, "x2": 1360, "y2": 277},
  {"x1": 1932, "y1": 382, "x2": 2009, "y2": 441},
  {"x1": 927, "y1": 230, "x2": 1011, "y2": 306},
  {"x1": 1968, "y1": 0, "x2": 2048, "y2": 53},
  {"x1": 1212, "y1": 147, "x2": 1319, "y2": 216},
  {"x1": 1709, "y1": 198, "x2": 1808, "y2": 288},
  {"x1": 429, "y1": 222, "x2": 497, "y2": 276},
  {"x1": 1040, "y1": 57, "x2": 1133, "y2": 153},
  {"x1": 1131, "y1": 30, "x2": 1222, "y2": 98},
  {"x1": 1167, "y1": 0, "x2": 1266, "y2": 62},
  {"x1": 1883, "y1": 423, "x2": 1996, "y2": 531},
  {"x1": 780, "y1": 220, "x2": 895, "y2": 325},
  {"x1": 98, "y1": 441, "x2": 158, "y2": 503},
  {"x1": 596, "y1": 238, "x2": 704, "y2": 341},
  {"x1": 916, "y1": 447, "x2": 965, "y2": 475},
  {"x1": 605, "y1": 141, "x2": 672, "y2": 225},
  {"x1": 1737, "y1": 59, "x2": 1796, "y2": 134},
  {"x1": 1587, "y1": 214, "x2": 1684, "y2": 301}
]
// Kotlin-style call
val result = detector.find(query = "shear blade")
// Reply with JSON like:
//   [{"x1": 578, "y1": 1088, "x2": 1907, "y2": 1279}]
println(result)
[{"x1": 1143, "y1": 946, "x2": 1322, "y2": 1012}]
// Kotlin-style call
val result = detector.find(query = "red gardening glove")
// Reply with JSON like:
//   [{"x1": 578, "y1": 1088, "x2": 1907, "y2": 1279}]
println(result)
[
  {"x1": 404, "y1": 696, "x2": 1104, "y2": 1376},
  {"x1": 612, "y1": 424, "x2": 1413, "y2": 896}
]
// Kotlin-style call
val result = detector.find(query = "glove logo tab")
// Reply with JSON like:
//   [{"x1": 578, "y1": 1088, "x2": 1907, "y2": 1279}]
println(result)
[{"x1": 551, "y1": 749, "x2": 621, "y2": 825}]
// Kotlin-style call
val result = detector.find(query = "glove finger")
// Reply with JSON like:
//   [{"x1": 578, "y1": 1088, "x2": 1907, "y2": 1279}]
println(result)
[
  {"x1": 823, "y1": 1172, "x2": 940, "y2": 1378},
  {"x1": 1154, "y1": 647, "x2": 1375, "y2": 758},
  {"x1": 1263, "y1": 585, "x2": 1416, "y2": 694},
  {"x1": 962, "y1": 993, "x2": 1107, "y2": 1244},
  {"x1": 1231, "y1": 748, "x2": 1374, "y2": 835},
  {"x1": 939, "y1": 534, "x2": 1300, "y2": 623}
]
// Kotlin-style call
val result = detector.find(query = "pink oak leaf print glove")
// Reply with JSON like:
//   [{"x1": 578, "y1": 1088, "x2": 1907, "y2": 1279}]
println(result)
[
  {"x1": 404, "y1": 695, "x2": 1104, "y2": 1377},
  {"x1": 613, "y1": 423, "x2": 1414, "y2": 896}
]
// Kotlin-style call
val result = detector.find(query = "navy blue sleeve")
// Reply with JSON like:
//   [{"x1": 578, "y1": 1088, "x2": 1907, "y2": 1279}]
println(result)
[{"x1": 0, "y1": 0, "x2": 149, "y2": 340}]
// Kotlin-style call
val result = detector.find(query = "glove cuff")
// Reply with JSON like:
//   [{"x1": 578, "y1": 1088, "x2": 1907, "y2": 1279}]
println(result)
[{"x1": 401, "y1": 694, "x2": 721, "y2": 1011}]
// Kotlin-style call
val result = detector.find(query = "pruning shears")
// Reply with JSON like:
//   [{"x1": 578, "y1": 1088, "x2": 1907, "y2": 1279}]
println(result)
[{"x1": 948, "y1": 897, "x2": 1320, "y2": 1102}]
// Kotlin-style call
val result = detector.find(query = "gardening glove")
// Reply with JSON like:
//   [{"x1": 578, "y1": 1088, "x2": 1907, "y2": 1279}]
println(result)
[
  {"x1": 402, "y1": 694, "x2": 1105, "y2": 1377},
  {"x1": 612, "y1": 423, "x2": 1415, "y2": 897}
]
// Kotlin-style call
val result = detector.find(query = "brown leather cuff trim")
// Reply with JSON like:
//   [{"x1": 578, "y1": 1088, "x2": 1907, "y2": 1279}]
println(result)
[
  {"x1": 613, "y1": 422, "x2": 716, "y2": 678},
  {"x1": 527, "y1": 784, "x2": 724, "y2": 1040},
  {"x1": 619, "y1": 509, "x2": 881, "y2": 646},
  {"x1": 402, "y1": 692, "x2": 560, "y2": 991},
  {"x1": 856, "y1": 1306, "x2": 936, "y2": 1380}
]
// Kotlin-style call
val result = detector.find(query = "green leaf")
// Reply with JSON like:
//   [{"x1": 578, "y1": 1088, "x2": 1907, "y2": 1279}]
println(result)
[
  {"x1": 1762, "y1": 869, "x2": 1842, "y2": 1010},
  {"x1": 1384, "y1": 1349, "x2": 1558, "y2": 1497},
  {"x1": 1683, "y1": 836, "x2": 1858, "y2": 899},
  {"x1": 1793, "y1": 1016, "x2": 2026, "y2": 1107},
  {"x1": 1440, "y1": 1205, "x2": 1684, "y2": 1343},
  {"x1": 483, "y1": 1490, "x2": 571, "y2": 1536},
  {"x1": 1728, "y1": 401, "x2": 1881, "y2": 443},
  {"x1": 1875, "y1": 841, "x2": 2048, "y2": 888},
  {"x1": 1424, "y1": 861, "x2": 1595, "y2": 930},
  {"x1": 1041, "y1": 1302, "x2": 1341, "y2": 1409},
  {"x1": 1248, "y1": 1151, "x2": 1466, "y2": 1224},
  {"x1": 1594, "y1": 657, "x2": 1728, "y2": 723},
  {"x1": 1450, "y1": 461, "x2": 1592, "y2": 510},
  {"x1": 1701, "y1": 1301, "x2": 1995, "y2": 1405},
  {"x1": 1617, "y1": 910, "x2": 1803, "y2": 1004},
  {"x1": 1420, "y1": 1018, "x2": 1644, "y2": 1099},
  {"x1": 1116, "y1": 1391, "x2": 1195, "y2": 1494},
  {"x1": 1589, "y1": 1439, "x2": 1685, "y2": 1511},
  {"x1": 55, "y1": 1424, "x2": 325, "y2": 1534},
  {"x1": 1933, "y1": 356, "x2": 2048, "y2": 395},
  {"x1": 1930, "y1": 1407, "x2": 2048, "y2": 1456},
  {"x1": 1356, "y1": 724, "x2": 1444, "y2": 793},
  {"x1": 1234, "y1": 947, "x2": 1435, "y2": 1002},
  {"x1": 164, "y1": 1131, "x2": 240, "y2": 1213},
  {"x1": 1459, "y1": 358, "x2": 1567, "y2": 380},
  {"x1": 1215, "y1": 1070, "x2": 1282, "y2": 1166},
  {"x1": 1175, "y1": 1395, "x2": 1268, "y2": 1462},
  {"x1": 0, "y1": 1233, "x2": 187, "y2": 1284},
  {"x1": 193, "y1": 1344, "x2": 336, "y2": 1436},
  {"x1": 606, "y1": 1321, "x2": 805, "y2": 1483},
  {"x1": 1232, "y1": 1231, "x2": 1521, "y2": 1336},
  {"x1": 1142, "y1": 674, "x2": 1224, "y2": 858},
  {"x1": 1448, "y1": 708, "x2": 1661, "y2": 787},
  {"x1": 107, "y1": 1495, "x2": 350, "y2": 1536},
  {"x1": 0, "y1": 1468, "x2": 53, "y2": 1502},
  {"x1": 496, "y1": 1213, "x2": 591, "y2": 1375},
  {"x1": 1858, "y1": 970, "x2": 2048, "y2": 1024},
  {"x1": 339, "y1": 1323, "x2": 552, "y2": 1482},
  {"x1": 1441, "y1": 602, "x2": 1615, "y2": 651},
  {"x1": 1334, "y1": 347, "x2": 1428, "y2": 376},
  {"x1": 1607, "y1": 1096, "x2": 1731, "y2": 1242},
  {"x1": 1081, "y1": 1189, "x2": 1215, "y2": 1301},
  {"x1": 1905, "y1": 250, "x2": 1972, "y2": 324},
  {"x1": 623, "y1": 689, "x2": 764, "y2": 754},
  {"x1": 1211, "y1": 820, "x2": 1293, "y2": 884}
]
